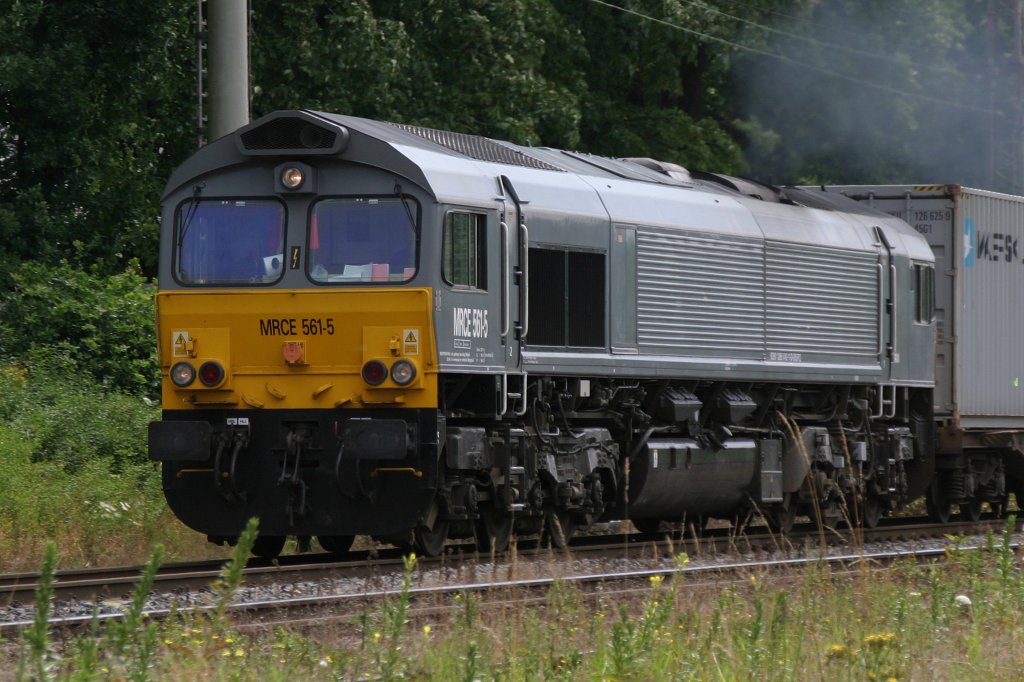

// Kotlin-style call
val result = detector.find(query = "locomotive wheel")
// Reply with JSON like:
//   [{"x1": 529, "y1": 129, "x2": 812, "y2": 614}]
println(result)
[
  {"x1": 542, "y1": 509, "x2": 576, "y2": 549},
  {"x1": 252, "y1": 535, "x2": 286, "y2": 559},
  {"x1": 861, "y1": 497, "x2": 883, "y2": 529},
  {"x1": 765, "y1": 504, "x2": 796, "y2": 534},
  {"x1": 317, "y1": 535, "x2": 354, "y2": 555},
  {"x1": 926, "y1": 481, "x2": 953, "y2": 524},
  {"x1": 475, "y1": 508, "x2": 513, "y2": 554},
  {"x1": 960, "y1": 497, "x2": 983, "y2": 522},
  {"x1": 414, "y1": 519, "x2": 449, "y2": 557},
  {"x1": 631, "y1": 518, "x2": 664, "y2": 534}
]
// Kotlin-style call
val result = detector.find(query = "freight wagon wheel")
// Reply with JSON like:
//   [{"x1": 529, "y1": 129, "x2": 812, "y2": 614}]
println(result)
[
  {"x1": 542, "y1": 508, "x2": 576, "y2": 549},
  {"x1": 317, "y1": 535, "x2": 354, "y2": 555},
  {"x1": 251, "y1": 535, "x2": 286, "y2": 559},
  {"x1": 475, "y1": 508, "x2": 514, "y2": 554},
  {"x1": 926, "y1": 480, "x2": 953, "y2": 524},
  {"x1": 960, "y1": 497, "x2": 983, "y2": 522}
]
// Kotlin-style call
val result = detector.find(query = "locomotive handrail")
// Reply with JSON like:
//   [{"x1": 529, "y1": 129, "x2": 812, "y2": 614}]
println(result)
[
  {"x1": 520, "y1": 223, "x2": 529, "y2": 339},
  {"x1": 500, "y1": 221, "x2": 510, "y2": 338},
  {"x1": 876, "y1": 262, "x2": 885, "y2": 358},
  {"x1": 889, "y1": 264, "x2": 897, "y2": 360}
]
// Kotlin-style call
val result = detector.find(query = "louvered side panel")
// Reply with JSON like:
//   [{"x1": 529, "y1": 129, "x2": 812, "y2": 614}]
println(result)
[
  {"x1": 765, "y1": 241, "x2": 878, "y2": 357},
  {"x1": 637, "y1": 228, "x2": 765, "y2": 354}
]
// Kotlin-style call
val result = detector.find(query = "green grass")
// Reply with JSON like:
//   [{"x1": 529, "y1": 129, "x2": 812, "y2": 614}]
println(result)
[
  {"x1": 10, "y1": 518, "x2": 1024, "y2": 680},
  {"x1": 0, "y1": 361, "x2": 220, "y2": 571}
]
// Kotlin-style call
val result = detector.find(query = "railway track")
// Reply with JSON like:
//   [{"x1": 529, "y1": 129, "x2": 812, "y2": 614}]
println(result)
[{"x1": 0, "y1": 515, "x2": 1017, "y2": 638}]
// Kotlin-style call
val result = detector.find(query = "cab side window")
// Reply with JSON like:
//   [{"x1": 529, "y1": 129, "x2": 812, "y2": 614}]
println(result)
[
  {"x1": 915, "y1": 264, "x2": 935, "y2": 323},
  {"x1": 443, "y1": 212, "x2": 486, "y2": 289}
]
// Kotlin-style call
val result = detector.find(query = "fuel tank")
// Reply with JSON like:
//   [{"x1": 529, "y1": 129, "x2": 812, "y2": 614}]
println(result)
[{"x1": 627, "y1": 437, "x2": 760, "y2": 519}]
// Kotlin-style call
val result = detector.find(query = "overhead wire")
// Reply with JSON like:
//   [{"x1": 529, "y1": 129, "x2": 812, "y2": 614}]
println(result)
[{"x1": 583, "y1": 0, "x2": 1000, "y2": 115}]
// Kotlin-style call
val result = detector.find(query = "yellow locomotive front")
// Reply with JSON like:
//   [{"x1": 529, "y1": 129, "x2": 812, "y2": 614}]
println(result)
[{"x1": 148, "y1": 116, "x2": 446, "y2": 558}]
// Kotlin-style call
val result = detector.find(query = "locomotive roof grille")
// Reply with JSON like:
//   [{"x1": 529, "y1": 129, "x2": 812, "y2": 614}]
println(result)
[
  {"x1": 238, "y1": 116, "x2": 347, "y2": 155},
  {"x1": 388, "y1": 122, "x2": 565, "y2": 172}
]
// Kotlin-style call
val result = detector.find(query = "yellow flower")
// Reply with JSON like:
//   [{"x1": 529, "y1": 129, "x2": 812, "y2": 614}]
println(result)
[
  {"x1": 649, "y1": 575, "x2": 664, "y2": 587},
  {"x1": 863, "y1": 632, "x2": 897, "y2": 648},
  {"x1": 422, "y1": 625, "x2": 432, "y2": 637},
  {"x1": 373, "y1": 632, "x2": 382, "y2": 642},
  {"x1": 826, "y1": 643, "x2": 848, "y2": 659},
  {"x1": 234, "y1": 648, "x2": 245, "y2": 657}
]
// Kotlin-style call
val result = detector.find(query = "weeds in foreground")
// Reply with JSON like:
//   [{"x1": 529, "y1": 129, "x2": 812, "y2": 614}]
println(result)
[{"x1": 13, "y1": 516, "x2": 1024, "y2": 680}]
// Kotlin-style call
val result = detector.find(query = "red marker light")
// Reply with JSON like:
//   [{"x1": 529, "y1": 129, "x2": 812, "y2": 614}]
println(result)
[
  {"x1": 198, "y1": 361, "x2": 225, "y2": 387},
  {"x1": 361, "y1": 360, "x2": 387, "y2": 386}
]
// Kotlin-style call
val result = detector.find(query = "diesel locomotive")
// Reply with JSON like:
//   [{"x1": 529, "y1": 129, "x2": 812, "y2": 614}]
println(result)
[{"x1": 148, "y1": 109, "x2": 1008, "y2": 558}]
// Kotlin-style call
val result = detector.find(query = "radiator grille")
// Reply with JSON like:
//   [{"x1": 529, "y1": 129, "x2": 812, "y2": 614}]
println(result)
[
  {"x1": 765, "y1": 241, "x2": 879, "y2": 357},
  {"x1": 637, "y1": 228, "x2": 765, "y2": 353}
]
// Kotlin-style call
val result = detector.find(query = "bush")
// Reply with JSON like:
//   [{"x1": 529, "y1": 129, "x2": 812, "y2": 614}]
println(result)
[
  {"x1": 0, "y1": 354, "x2": 158, "y2": 472},
  {"x1": 0, "y1": 256, "x2": 159, "y2": 397}
]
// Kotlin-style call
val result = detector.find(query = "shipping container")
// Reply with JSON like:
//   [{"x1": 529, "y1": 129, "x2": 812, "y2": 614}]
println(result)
[{"x1": 816, "y1": 185, "x2": 1024, "y2": 428}]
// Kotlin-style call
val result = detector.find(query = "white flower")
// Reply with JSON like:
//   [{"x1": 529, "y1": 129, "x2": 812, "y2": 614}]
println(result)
[{"x1": 955, "y1": 595, "x2": 972, "y2": 608}]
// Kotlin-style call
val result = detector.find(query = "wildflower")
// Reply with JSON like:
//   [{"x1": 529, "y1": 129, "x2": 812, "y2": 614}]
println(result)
[
  {"x1": 164, "y1": 639, "x2": 174, "y2": 645},
  {"x1": 863, "y1": 632, "x2": 896, "y2": 648},
  {"x1": 422, "y1": 625, "x2": 432, "y2": 637},
  {"x1": 649, "y1": 575, "x2": 664, "y2": 587},
  {"x1": 234, "y1": 648, "x2": 245, "y2": 657},
  {"x1": 826, "y1": 643, "x2": 848, "y2": 659},
  {"x1": 955, "y1": 595, "x2": 972, "y2": 608},
  {"x1": 224, "y1": 637, "x2": 234, "y2": 644},
  {"x1": 319, "y1": 659, "x2": 330, "y2": 668},
  {"x1": 373, "y1": 632, "x2": 382, "y2": 642},
  {"x1": 222, "y1": 650, "x2": 232, "y2": 657},
  {"x1": 675, "y1": 552, "x2": 691, "y2": 568}
]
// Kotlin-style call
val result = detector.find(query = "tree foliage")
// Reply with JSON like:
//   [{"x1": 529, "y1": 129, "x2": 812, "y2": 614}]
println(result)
[
  {"x1": 0, "y1": 0, "x2": 194, "y2": 279},
  {"x1": 0, "y1": 256, "x2": 158, "y2": 397},
  {"x1": 4, "y1": 0, "x2": 1024, "y2": 393}
]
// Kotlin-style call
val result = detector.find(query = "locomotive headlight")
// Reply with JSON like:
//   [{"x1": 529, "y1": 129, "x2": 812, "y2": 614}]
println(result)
[
  {"x1": 361, "y1": 359, "x2": 388, "y2": 386},
  {"x1": 280, "y1": 166, "x2": 305, "y2": 190},
  {"x1": 170, "y1": 362, "x2": 196, "y2": 387},
  {"x1": 198, "y1": 361, "x2": 226, "y2": 387},
  {"x1": 390, "y1": 359, "x2": 417, "y2": 386}
]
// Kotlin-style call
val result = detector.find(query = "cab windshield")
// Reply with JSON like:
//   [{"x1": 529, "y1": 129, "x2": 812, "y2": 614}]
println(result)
[
  {"x1": 175, "y1": 199, "x2": 286, "y2": 285},
  {"x1": 308, "y1": 197, "x2": 418, "y2": 283}
]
